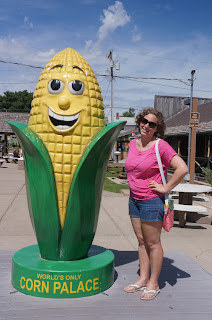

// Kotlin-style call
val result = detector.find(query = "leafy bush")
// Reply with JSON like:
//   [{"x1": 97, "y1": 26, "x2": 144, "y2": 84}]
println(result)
[{"x1": 201, "y1": 167, "x2": 212, "y2": 186}]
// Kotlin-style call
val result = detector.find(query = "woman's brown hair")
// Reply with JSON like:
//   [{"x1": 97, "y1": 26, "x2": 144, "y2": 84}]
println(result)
[{"x1": 135, "y1": 107, "x2": 166, "y2": 138}]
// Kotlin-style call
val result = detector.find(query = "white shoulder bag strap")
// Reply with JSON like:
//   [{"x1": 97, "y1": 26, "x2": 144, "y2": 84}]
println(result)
[
  {"x1": 155, "y1": 139, "x2": 169, "y2": 210},
  {"x1": 155, "y1": 139, "x2": 166, "y2": 186}
]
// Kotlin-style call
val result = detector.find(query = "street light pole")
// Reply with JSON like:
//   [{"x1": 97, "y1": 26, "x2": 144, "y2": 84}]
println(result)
[
  {"x1": 107, "y1": 50, "x2": 120, "y2": 161},
  {"x1": 186, "y1": 69, "x2": 195, "y2": 182},
  {"x1": 107, "y1": 50, "x2": 114, "y2": 123},
  {"x1": 107, "y1": 50, "x2": 115, "y2": 160}
]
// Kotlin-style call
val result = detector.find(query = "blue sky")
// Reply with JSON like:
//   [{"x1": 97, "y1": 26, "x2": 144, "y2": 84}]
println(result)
[{"x1": 1, "y1": 0, "x2": 212, "y2": 117}]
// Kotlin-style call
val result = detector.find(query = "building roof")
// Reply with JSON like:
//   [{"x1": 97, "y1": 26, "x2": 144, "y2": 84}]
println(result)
[
  {"x1": 118, "y1": 129, "x2": 140, "y2": 139},
  {"x1": 115, "y1": 116, "x2": 135, "y2": 125},
  {"x1": 0, "y1": 112, "x2": 30, "y2": 134},
  {"x1": 165, "y1": 102, "x2": 212, "y2": 136}
]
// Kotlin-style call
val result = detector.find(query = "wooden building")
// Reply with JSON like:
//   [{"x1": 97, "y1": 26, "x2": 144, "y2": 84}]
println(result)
[
  {"x1": 0, "y1": 112, "x2": 30, "y2": 148},
  {"x1": 165, "y1": 102, "x2": 212, "y2": 170},
  {"x1": 155, "y1": 95, "x2": 212, "y2": 120}
]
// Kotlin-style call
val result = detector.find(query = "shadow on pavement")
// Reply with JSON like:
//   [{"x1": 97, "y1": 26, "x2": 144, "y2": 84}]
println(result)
[
  {"x1": 111, "y1": 249, "x2": 191, "y2": 289},
  {"x1": 111, "y1": 249, "x2": 138, "y2": 267},
  {"x1": 173, "y1": 223, "x2": 207, "y2": 229}
]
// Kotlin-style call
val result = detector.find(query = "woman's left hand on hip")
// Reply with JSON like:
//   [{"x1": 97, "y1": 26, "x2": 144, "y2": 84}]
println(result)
[{"x1": 149, "y1": 181, "x2": 166, "y2": 194}]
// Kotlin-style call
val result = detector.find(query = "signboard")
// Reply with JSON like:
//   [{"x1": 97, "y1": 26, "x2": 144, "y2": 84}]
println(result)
[{"x1": 189, "y1": 112, "x2": 200, "y2": 127}]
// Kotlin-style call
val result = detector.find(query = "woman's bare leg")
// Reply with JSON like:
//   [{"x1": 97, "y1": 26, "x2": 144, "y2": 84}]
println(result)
[
  {"x1": 124, "y1": 217, "x2": 149, "y2": 292},
  {"x1": 140, "y1": 221, "x2": 163, "y2": 298}
]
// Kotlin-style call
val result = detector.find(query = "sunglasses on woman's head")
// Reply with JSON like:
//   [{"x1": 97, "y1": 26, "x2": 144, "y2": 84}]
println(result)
[{"x1": 141, "y1": 117, "x2": 157, "y2": 128}]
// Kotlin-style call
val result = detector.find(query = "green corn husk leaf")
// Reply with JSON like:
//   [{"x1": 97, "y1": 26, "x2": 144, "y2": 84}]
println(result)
[
  {"x1": 7, "y1": 121, "x2": 61, "y2": 260},
  {"x1": 59, "y1": 122, "x2": 126, "y2": 260}
]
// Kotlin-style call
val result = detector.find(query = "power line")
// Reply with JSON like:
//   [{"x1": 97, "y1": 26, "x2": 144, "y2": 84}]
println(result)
[
  {"x1": 115, "y1": 77, "x2": 189, "y2": 91},
  {"x1": 0, "y1": 82, "x2": 36, "y2": 84},
  {"x1": 104, "y1": 105, "x2": 141, "y2": 111},
  {"x1": 114, "y1": 48, "x2": 212, "y2": 66},
  {"x1": 115, "y1": 75, "x2": 188, "y2": 83},
  {"x1": 96, "y1": 74, "x2": 187, "y2": 83},
  {"x1": 103, "y1": 81, "x2": 110, "y2": 101},
  {"x1": 193, "y1": 88, "x2": 212, "y2": 93},
  {"x1": 1, "y1": 59, "x2": 212, "y2": 93},
  {"x1": 0, "y1": 60, "x2": 43, "y2": 69},
  {"x1": 105, "y1": 109, "x2": 111, "y2": 117},
  {"x1": 114, "y1": 77, "x2": 212, "y2": 93},
  {"x1": 0, "y1": 60, "x2": 189, "y2": 83}
]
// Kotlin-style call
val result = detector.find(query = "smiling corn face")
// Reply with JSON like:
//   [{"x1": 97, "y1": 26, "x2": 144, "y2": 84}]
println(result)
[{"x1": 28, "y1": 48, "x2": 105, "y2": 228}]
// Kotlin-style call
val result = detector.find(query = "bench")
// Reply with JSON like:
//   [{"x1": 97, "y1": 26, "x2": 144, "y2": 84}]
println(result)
[
  {"x1": 109, "y1": 170, "x2": 118, "y2": 174},
  {"x1": 174, "y1": 204, "x2": 207, "y2": 227},
  {"x1": 193, "y1": 196, "x2": 209, "y2": 202},
  {"x1": 3, "y1": 156, "x2": 10, "y2": 163},
  {"x1": 118, "y1": 172, "x2": 127, "y2": 179},
  {"x1": 170, "y1": 194, "x2": 209, "y2": 202},
  {"x1": 107, "y1": 163, "x2": 125, "y2": 172},
  {"x1": 3, "y1": 156, "x2": 20, "y2": 163},
  {"x1": 0, "y1": 159, "x2": 4, "y2": 167}
]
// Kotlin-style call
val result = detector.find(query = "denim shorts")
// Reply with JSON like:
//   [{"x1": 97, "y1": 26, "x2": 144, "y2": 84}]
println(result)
[{"x1": 129, "y1": 196, "x2": 165, "y2": 222}]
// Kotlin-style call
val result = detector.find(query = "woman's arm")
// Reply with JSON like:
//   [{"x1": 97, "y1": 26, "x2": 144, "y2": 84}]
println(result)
[{"x1": 149, "y1": 155, "x2": 188, "y2": 194}]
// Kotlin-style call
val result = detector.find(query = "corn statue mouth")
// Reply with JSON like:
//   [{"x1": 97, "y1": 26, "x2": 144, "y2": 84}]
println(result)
[{"x1": 48, "y1": 108, "x2": 80, "y2": 131}]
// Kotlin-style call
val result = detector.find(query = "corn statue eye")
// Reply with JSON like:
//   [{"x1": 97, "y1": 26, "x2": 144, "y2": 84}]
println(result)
[
  {"x1": 48, "y1": 79, "x2": 65, "y2": 94},
  {"x1": 69, "y1": 80, "x2": 84, "y2": 95}
]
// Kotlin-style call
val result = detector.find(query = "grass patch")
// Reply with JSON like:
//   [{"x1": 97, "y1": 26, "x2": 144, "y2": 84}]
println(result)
[{"x1": 103, "y1": 168, "x2": 129, "y2": 193}]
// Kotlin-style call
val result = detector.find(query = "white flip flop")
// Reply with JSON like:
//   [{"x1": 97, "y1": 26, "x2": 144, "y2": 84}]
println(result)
[
  {"x1": 124, "y1": 284, "x2": 146, "y2": 293},
  {"x1": 140, "y1": 288, "x2": 160, "y2": 300}
]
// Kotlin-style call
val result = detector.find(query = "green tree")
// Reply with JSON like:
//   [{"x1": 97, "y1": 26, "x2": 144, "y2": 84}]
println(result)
[
  {"x1": 122, "y1": 107, "x2": 135, "y2": 117},
  {"x1": 0, "y1": 90, "x2": 33, "y2": 112}
]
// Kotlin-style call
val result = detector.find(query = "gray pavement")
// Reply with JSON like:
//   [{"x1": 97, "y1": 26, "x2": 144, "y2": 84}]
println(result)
[
  {"x1": 1, "y1": 161, "x2": 212, "y2": 275},
  {"x1": 1, "y1": 161, "x2": 212, "y2": 320}
]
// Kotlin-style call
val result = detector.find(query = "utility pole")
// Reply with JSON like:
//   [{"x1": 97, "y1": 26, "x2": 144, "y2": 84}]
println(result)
[
  {"x1": 189, "y1": 97, "x2": 198, "y2": 183},
  {"x1": 106, "y1": 50, "x2": 120, "y2": 161},
  {"x1": 107, "y1": 50, "x2": 114, "y2": 123},
  {"x1": 186, "y1": 70, "x2": 196, "y2": 183}
]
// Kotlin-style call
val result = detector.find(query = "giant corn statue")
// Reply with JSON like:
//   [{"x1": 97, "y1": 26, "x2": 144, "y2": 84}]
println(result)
[
  {"x1": 9, "y1": 48, "x2": 125, "y2": 298},
  {"x1": 28, "y1": 48, "x2": 105, "y2": 229}
]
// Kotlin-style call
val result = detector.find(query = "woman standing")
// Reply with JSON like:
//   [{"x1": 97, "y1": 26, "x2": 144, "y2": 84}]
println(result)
[{"x1": 124, "y1": 108, "x2": 188, "y2": 300}]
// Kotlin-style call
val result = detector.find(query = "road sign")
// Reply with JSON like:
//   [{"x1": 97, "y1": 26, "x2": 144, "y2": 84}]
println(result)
[{"x1": 189, "y1": 112, "x2": 200, "y2": 127}]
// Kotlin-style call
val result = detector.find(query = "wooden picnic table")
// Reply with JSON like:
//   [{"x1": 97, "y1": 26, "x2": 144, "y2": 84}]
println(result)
[
  {"x1": 107, "y1": 163, "x2": 126, "y2": 172},
  {"x1": 3, "y1": 156, "x2": 20, "y2": 161},
  {"x1": 171, "y1": 183, "x2": 212, "y2": 227}
]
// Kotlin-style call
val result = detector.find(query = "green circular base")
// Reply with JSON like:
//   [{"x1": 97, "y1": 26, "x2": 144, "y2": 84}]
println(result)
[{"x1": 12, "y1": 244, "x2": 114, "y2": 298}]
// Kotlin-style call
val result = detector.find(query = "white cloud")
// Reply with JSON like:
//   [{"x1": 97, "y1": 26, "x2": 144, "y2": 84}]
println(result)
[
  {"x1": 0, "y1": 18, "x2": 212, "y2": 116},
  {"x1": 0, "y1": 37, "x2": 56, "y2": 94},
  {"x1": 83, "y1": 1, "x2": 131, "y2": 66},
  {"x1": 37, "y1": 49, "x2": 56, "y2": 58},
  {"x1": 0, "y1": 38, "x2": 55, "y2": 65},
  {"x1": 132, "y1": 26, "x2": 142, "y2": 43},
  {"x1": 98, "y1": 1, "x2": 131, "y2": 41},
  {"x1": 84, "y1": 40, "x2": 95, "y2": 51},
  {"x1": 24, "y1": 16, "x2": 33, "y2": 29}
]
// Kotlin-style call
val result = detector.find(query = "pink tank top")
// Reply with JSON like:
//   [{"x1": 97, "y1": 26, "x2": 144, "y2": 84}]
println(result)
[{"x1": 125, "y1": 139, "x2": 177, "y2": 200}]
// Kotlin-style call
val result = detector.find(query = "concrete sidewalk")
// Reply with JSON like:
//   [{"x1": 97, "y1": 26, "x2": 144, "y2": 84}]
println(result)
[
  {"x1": 1, "y1": 162, "x2": 212, "y2": 319},
  {"x1": 1, "y1": 162, "x2": 212, "y2": 275}
]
